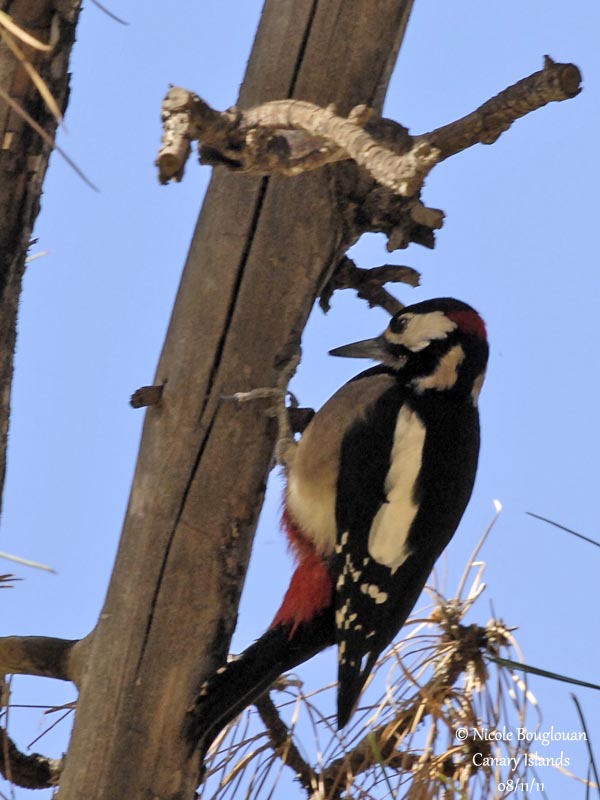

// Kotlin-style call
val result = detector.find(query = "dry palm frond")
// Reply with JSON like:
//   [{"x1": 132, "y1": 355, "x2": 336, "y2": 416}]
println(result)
[
  {"x1": 0, "y1": 12, "x2": 61, "y2": 122},
  {"x1": 0, "y1": 11, "x2": 98, "y2": 189}
]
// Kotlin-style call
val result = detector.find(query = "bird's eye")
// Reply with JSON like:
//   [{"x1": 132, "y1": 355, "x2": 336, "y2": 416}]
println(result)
[{"x1": 390, "y1": 316, "x2": 408, "y2": 334}]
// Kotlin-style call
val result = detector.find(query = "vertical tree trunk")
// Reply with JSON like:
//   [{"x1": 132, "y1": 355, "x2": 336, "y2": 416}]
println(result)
[
  {"x1": 58, "y1": 2, "x2": 414, "y2": 798},
  {"x1": 0, "y1": 0, "x2": 83, "y2": 513}
]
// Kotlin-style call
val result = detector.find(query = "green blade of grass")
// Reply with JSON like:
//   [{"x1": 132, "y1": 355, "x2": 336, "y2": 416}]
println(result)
[
  {"x1": 488, "y1": 655, "x2": 600, "y2": 691},
  {"x1": 526, "y1": 512, "x2": 600, "y2": 549}
]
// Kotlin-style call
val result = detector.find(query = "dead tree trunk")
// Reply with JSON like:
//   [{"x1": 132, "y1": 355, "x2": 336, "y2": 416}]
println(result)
[
  {"x1": 58, "y1": 2, "x2": 415, "y2": 798},
  {"x1": 0, "y1": 0, "x2": 82, "y2": 515}
]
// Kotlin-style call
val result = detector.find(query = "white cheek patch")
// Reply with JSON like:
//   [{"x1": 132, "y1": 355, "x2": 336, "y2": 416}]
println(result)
[
  {"x1": 387, "y1": 311, "x2": 457, "y2": 352},
  {"x1": 412, "y1": 344, "x2": 465, "y2": 393},
  {"x1": 368, "y1": 406, "x2": 426, "y2": 572}
]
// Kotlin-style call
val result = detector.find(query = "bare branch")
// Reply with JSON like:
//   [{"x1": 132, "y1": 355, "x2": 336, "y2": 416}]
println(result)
[
  {"x1": 419, "y1": 56, "x2": 582, "y2": 161},
  {"x1": 0, "y1": 633, "x2": 92, "y2": 686},
  {"x1": 157, "y1": 57, "x2": 581, "y2": 196},
  {"x1": 254, "y1": 694, "x2": 317, "y2": 797},
  {"x1": 0, "y1": 727, "x2": 60, "y2": 789}
]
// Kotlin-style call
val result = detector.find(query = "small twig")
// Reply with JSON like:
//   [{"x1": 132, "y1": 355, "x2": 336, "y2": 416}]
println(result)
[
  {"x1": 90, "y1": 0, "x2": 129, "y2": 25},
  {"x1": 255, "y1": 694, "x2": 317, "y2": 797},
  {"x1": 0, "y1": 551, "x2": 55, "y2": 573},
  {"x1": 319, "y1": 256, "x2": 420, "y2": 314}
]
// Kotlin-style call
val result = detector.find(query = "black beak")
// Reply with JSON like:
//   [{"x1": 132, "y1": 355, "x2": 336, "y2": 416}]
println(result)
[{"x1": 329, "y1": 335, "x2": 387, "y2": 361}]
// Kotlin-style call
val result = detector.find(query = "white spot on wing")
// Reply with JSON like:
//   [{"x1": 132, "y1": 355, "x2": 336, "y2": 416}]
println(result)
[
  {"x1": 336, "y1": 601, "x2": 351, "y2": 628},
  {"x1": 360, "y1": 583, "x2": 389, "y2": 604},
  {"x1": 368, "y1": 406, "x2": 425, "y2": 572}
]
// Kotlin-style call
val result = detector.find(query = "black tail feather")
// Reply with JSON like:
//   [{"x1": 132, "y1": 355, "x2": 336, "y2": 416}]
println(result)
[
  {"x1": 186, "y1": 608, "x2": 335, "y2": 753},
  {"x1": 336, "y1": 649, "x2": 380, "y2": 729}
]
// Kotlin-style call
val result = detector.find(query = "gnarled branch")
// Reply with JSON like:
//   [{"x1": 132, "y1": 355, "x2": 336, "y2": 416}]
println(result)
[{"x1": 157, "y1": 56, "x2": 581, "y2": 196}]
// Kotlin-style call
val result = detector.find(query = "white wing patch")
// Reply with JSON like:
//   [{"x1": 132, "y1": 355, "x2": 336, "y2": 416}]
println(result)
[{"x1": 367, "y1": 406, "x2": 425, "y2": 572}]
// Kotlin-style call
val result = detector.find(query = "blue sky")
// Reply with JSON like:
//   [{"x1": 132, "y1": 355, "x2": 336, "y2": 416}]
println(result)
[{"x1": 1, "y1": 1, "x2": 599, "y2": 797}]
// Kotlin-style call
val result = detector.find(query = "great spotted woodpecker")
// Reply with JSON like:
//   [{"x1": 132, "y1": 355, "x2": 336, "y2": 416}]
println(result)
[{"x1": 188, "y1": 297, "x2": 488, "y2": 747}]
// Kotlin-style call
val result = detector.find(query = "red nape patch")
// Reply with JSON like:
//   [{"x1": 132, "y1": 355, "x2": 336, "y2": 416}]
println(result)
[
  {"x1": 447, "y1": 309, "x2": 487, "y2": 340},
  {"x1": 270, "y1": 554, "x2": 333, "y2": 636}
]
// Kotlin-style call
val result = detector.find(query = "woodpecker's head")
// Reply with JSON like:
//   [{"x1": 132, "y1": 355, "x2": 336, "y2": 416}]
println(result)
[{"x1": 329, "y1": 297, "x2": 488, "y2": 400}]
